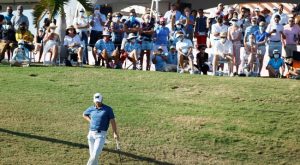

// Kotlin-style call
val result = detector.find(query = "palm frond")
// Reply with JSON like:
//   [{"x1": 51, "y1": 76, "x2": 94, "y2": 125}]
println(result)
[
  {"x1": 32, "y1": 0, "x2": 48, "y2": 28},
  {"x1": 77, "y1": 0, "x2": 93, "y2": 13}
]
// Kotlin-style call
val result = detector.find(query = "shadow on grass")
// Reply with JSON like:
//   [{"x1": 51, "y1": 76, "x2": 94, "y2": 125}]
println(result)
[{"x1": 0, "y1": 128, "x2": 174, "y2": 165}]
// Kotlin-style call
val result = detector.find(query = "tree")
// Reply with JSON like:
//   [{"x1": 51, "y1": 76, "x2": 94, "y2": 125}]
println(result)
[{"x1": 32, "y1": 0, "x2": 92, "y2": 63}]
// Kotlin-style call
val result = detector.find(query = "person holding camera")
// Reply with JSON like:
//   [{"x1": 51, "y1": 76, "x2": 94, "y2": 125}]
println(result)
[{"x1": 266, "y1": 15, "x2": 285, "y2": 58}]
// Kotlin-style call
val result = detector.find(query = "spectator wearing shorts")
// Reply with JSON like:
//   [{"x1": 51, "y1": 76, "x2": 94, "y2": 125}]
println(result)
[{"x1": 64, "y1": 25, "x2": 83, "y2": 66}]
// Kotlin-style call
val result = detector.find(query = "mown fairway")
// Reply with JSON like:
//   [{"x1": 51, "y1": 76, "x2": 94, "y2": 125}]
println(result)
[{"x1": 0, "y1": 66, "x2": 299, "y2": 165}]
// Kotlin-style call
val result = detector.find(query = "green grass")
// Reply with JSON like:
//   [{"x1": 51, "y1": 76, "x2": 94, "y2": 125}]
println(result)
[{"x1": 0, "y1": 66, "x2": 300, "y2": 165}]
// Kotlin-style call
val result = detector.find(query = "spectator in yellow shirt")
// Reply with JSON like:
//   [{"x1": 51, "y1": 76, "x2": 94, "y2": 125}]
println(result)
[{"x1": 15, "y1": 22, "x2": 34, "y2": 51}]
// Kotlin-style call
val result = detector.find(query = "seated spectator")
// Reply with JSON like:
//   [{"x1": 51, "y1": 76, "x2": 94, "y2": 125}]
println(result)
[
  {"x1": 194, "y1": 45, "x2": 209, "y2": 75},
  {"x1": 42, "y1": 23, "x2": 60, "y2": 65},
  {"x1": 93, "y1": 31, "x2": 119, "y2": 68},
  {"x1": 0, "y1": 22, "x2": 16, "y2": 62},
  {"x1": 120, "y1": 33, "x2": 140, "y2": 70},
  {"x1": 176, "y1": 32, "x2": 194, "y2": 74},
  {"x1": 33, "y1": 28, "x2": 44, "y2": 62},
  {"x1": 10, "y1": 40, "x2": 30, "y2": 66},
  {"x1": 152, "y1": 46, "x2": 167, "y2": 72},
  {"x1": 15, "y1": 22, "x2": 34, "y2": 51},
  {"x1": 213, "y1": 32, "x2": 233, "y2": 76},
  {"x1": 266, "y1": 49, "x2": 285, "y2": 78},
  {"x1": 167, "y1": 45, "x2": 177, "y2": 65},
  {"x1": 64, "y1": 25, "x2": 83, "y2": 66}
]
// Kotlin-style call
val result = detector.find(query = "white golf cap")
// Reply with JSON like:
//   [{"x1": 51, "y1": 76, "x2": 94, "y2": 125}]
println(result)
[
  {"x1": 254, "y1": 8, "x2": 260, "y2": 12},
  {"x1": 93, "y1": 93, "x2": 103, "y2": 103}
]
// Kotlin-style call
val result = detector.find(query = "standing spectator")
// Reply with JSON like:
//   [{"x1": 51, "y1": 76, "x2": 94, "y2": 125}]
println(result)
[
  {"x1": 154, "y1": 17, "x2": 170, "y2": 53},
  {"x1": 152, "y1": 46, "x2": 167, "y2": 72},
  {"x1": 140, "y1": 13, "x2": 155, "y2": 71},
  {"x1": 213, "y1": 32, "x2": 234, "y2": 76},
  {"x1": 194, "y1": 9, "x2": 208, "y2": 47},
  {"x1": 253, "y1": 8, "x2": 266, "y2": 23},
  {"x1": 176, "y1": 32, "x2": 194, "y2": 74},
  {"x1": 164, "y1": 3, "x2": 182, "y2": 32},
  {"x1": 180, "y1": 7, "x2": 195, "y2": 41},
  {"x1": 271, "y1": 4, "x2": 288, "y2": 25},
  {"x1": 111, "y1": 12, "x2": 124, "y2": 50},
  {"x1": 33, "y1": 28, "x2": 44, "y2": 62},
  {"x1": 89, "y1": 5, "x2": 107, "y2": 62},
  {"x1": 64, "y1": 25, "x2": 83, "y2": 66},
  {"x1": 83, "y1": 93, "x2": 119, "y2": 165},
  {"x1": 283, "y1": 16, "x2": 300, "y2": 58},
  {"x1": 104, "y1": 12, "x2": 113, "y2": 31},
  {"x1": 4, "y1": 6, "x2": 14, "y2": 25},
  {"x1": 266, "y1": 15, "x2": 285, "y2": 58},
  {"x1": 74, "y1": 8, "x2": 89, "y2": 65},
  {"x1": 210, "y1": 15, "x2": 228, "y2": 48},
  {"x1": 261, "y1": 8, "x2": 271, "y2": 24},
  {"x1": 266, "y1": 49, "x2": 285, "y2": 77},
  {"x1": 170, "y1": 21, "x2": 186, "y2": 47},
  {"x1": 11, "y1": 5, "x2": 29, "y2": 31},
  {"x1": 244, "y1": 34, "x2": 258, "y2": 75},
  {"x1": 244, "y1": 17, "x2": 259, "y2": 45},
  {"x1": 228, "y1": 18, "x2": 242, "y2": 75},
  {"x1": 122, "y1": 10, "x2": 140, "y2": 49},
  {"x1": 253, "y1": 21, "x2": 269, "y2": 76}
]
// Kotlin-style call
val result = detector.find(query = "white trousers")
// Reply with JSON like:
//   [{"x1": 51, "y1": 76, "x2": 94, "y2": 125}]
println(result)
[{"x1": 87, "y1": 131, "x2": 107, "y2": 165}]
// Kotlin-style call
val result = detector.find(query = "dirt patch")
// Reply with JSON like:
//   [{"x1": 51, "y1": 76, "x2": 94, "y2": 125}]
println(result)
[{"x1": 172, "y1": 116, "x2": 222, "y2": 129}]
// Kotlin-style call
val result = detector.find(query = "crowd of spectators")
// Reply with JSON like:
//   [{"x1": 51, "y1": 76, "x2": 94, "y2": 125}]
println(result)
[{"x1": 1, "y1": 3, "x2": 300, "y2": 78}]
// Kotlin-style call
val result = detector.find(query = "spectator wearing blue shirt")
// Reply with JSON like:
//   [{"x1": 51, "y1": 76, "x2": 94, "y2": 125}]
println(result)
[
  {"x1": 244, "y1": 17, "x2": 259, "y2": 46},
  {"x1": 154, "y1": 17, "x2": 170, "y2": 53},
  {"x1": 152, "y1": 46, "x2": 167, "y2": 71},
  {"x1": 122, "y1": 33, "x2": 141, "y2": 70},
  {"x1": 180, "y1": 7, "x2": 195, "y2": 41},
  {"x1": 111, "y1": 12, "x2": 124, "y2": 50},
  {"x1": 167, "y1": 45, "x2": 178, "y2": 65},
  {"x1": 266, "y1": 49, "x2": 285, "y2": 77},
  {"x1": 94, "y1": 31, "x2": 118, "y2": 68},
  {"x1": 253, "y1": 21, "x2": 269, "y2": 75},
  {"x1": 83, "y1": 93, "x2": 119, "y2": 165},
  {"x1": 4, "y1": 6, "x2": 14, "y2": 24}
]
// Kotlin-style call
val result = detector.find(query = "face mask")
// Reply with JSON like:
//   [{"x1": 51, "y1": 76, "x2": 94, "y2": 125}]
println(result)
[
  {"x1": 231, "y1": 21, "x2": 237, "y2": 26},
  {"x1": 249, "y1": 38, "x2": 254, "y2": 43},
  {"x1": 259, "y1": 27, "x2": 264, "y2": 32},
  {"x1": 130, "y1": 39, "x2": 136, "y2": 43},
  {"x1": 130, "y1": 16, "x2": 135, "y2": 22},
  {"x1": 50, "y1": 29, "x2": 55, "y2": 33},
  {"x1": 94, "y1": 10, "x2": 100, "y2": 15},
  {"x1": 179, "y1": 36, "x2": 184, "y2": 41},
  {"x1": 221, "y1": 38, "x2": 226, "y2": 43},
  {"x1": 245, "y1": 18, "x2": 249, "y2": 23},
  {"x1": 274, "y1": 54, "x2": 279, "y2": 58},
  {"x1": 176, "y1": 25, "x2": 181, "y2": 29},
  {"x1": 17, "y1": 10, "x2": 22, "y2": 15},
  {"x1": 79, "y1": 12, "x2": 84, "y2": 17}
]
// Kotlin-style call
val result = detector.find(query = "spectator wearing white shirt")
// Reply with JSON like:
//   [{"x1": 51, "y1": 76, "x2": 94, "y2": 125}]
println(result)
[
  {"x1": 283, "y1": 16, "x2": 300, "y2": 58},
  {"x1": 74, "y1": 8, "x2": 89, "y2": 64},
  {"x1": 266, "y1": 15, "x2": 285, "y2": 58},
  {"x1": 163, "y1": 3, "x2": 182, "y2": 32},
  {"x1": 176, "y1": 32, "x2": 194, "y2": 74},
  {"x1": 64, "y1": 25, "x2": 83, "y2": 66},
  {"x1": 210, "y1": 15, "x2": 228, "y2": 47},
  {"x1": 213, "y1": 32, "x2": 234, "y2": 76},
  {"x1": 270, "y1": 4, "x2": 288, "y2": 25}
]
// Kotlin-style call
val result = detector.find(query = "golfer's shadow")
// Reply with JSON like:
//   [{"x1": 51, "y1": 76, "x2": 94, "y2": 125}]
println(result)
[{"x1": 0, "y1": 128, "x2": 174, "y2": 165}]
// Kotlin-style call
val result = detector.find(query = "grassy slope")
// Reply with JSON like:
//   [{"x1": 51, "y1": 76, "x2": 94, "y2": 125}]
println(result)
[{"x1": 0, "y1": 67, "x2": 299, "y2": 165}]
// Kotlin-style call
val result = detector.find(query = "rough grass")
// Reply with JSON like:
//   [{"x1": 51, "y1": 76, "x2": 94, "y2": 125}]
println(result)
[{"x1": 0, "y1": 66, "x2": 300, "y2": 165}]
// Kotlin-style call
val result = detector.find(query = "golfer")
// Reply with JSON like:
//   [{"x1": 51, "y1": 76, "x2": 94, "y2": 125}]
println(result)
[{"x1": 83, "y1": 93, "x2": 119, "y2": 165}]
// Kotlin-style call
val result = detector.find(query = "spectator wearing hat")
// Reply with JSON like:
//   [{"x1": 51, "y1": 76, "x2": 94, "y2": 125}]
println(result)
[
  {"x1": 11, "y1": 5, "x2": 29, "y2": 31},
  {"x1": 228, "y1": 18, "x2": 242, "y2": 74},
  {"x1": 244, "y1": 17, "x2": 259, "y2": 45},
  {"x1": 15, "y1": 22, "x2": 34, "y2": 51},
  {"x1": 33, "y1": 28, "x2": 44, "y2": 62},
  {"x1": 283, "y1": 16, "x2": 300, "y2": 59},
  {"x1": 74, "y1": 8, "x2": 89, "y2": 65},
  {"x1": 213, "y1": 32, "x2": 234, "y2": 76},
  {"x1": 121, "y1": 33, "x2": 141, "y2": 70},
  {"x1": 94, "y1": 31, "x2": 119, "y2": 68},
  {"x1": 154, "y1": 17, "x2": 170, "y2": 53},
  {"x1": 83, "y1": 93, "x2": 119, "y2": 165},
  {"x1": 140, "y1": 13, "x2": 155, "y2": 71},
  {"x1": 254, "y1": 8, "x2": 266, "y2": 24},
  {"x1": 152, "y1": 46, "x2": 167, "y2": 71},
  {"x1": 167, "y1": 45, "x2": 178, "y2": 66},
  {"x1": 180, "y1": 7, "x2": 195, "y2": 41},
  {"x1": 266, "y1": 14, "x2": 285, "y2": 58},
  {"x1": 64, "y1": 25, "x2": 83, "y2": 66},
  {"x1": 266, "y1": 49, "x2": 285, "y2": 77},
  {"x1": 176, "y1": 32, "x2": 195, "y2": 74},
  {"x1": 42, "y1": 23, "x2": 60, "y2": 65},
  {"x1": 253, "y1": 21, "x2": 269, "y2": 75},
  {"x1": 111, "y1": 12, "x2": 124, "y2": 50},
  {"x1": 163, "y1": 3, "x2": 182, "y2": 31},
  {"x1": 271, "y1": 4, "x2": 288, "y2": 25},
  {"x1": 194, "y1": 9, "x2": 208, "y2": 47},
  {"x1": 89, "y1": 5, "x2": 107, "y2": 59}
]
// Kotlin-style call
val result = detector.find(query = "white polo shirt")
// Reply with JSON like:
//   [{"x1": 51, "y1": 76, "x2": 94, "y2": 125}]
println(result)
[
  {"x1": 176, "y1": 39, "x2": 193, "y2": 55},
  {"x1": 266, "y1": 23, "x2": 284, "y2": 41},
  {"x1": 73, "y1": 16, "x2": 89, "y2": 33},
  {"x1": 211, "y1": 23, "x2": 228, "y2": 40},
  {"x1": 64, "y1": 34, "x2": 81, "y2": 47},
  {"x1": 214, "y1": 39, "x2": 233, "y2": 55}
]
